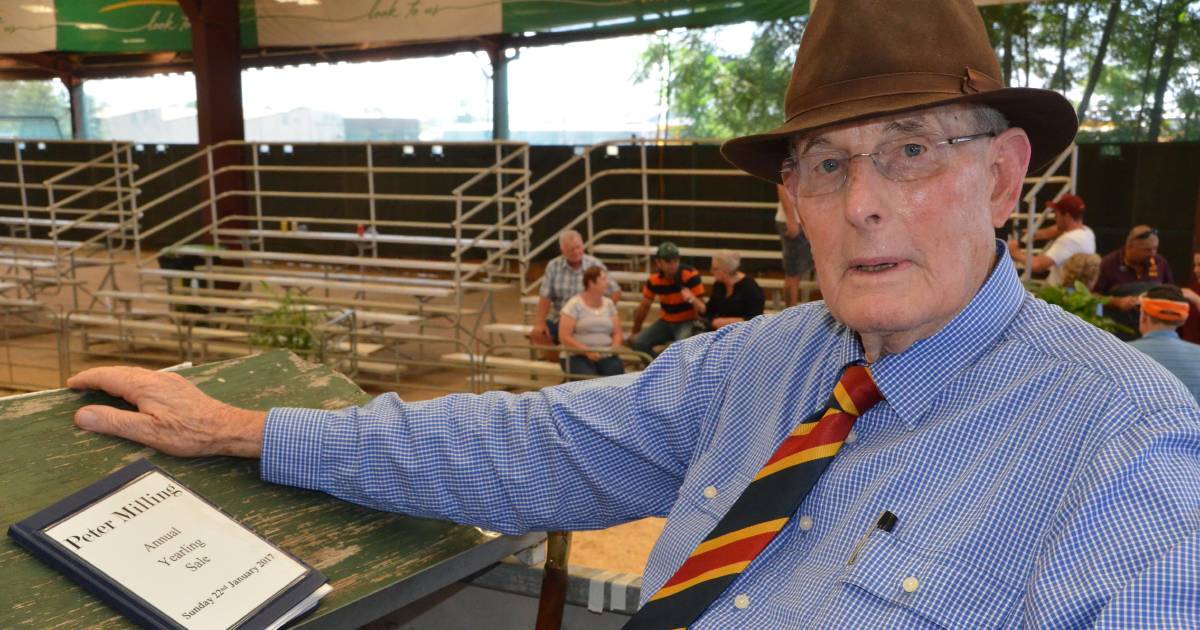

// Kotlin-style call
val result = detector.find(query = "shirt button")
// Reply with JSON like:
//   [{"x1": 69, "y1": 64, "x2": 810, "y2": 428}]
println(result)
[
  {"x1": 902, "y1": 576, "x2": 920, "y2": 593},
  {"x1": 844, "y1": 430, "x2": 858, "y2": 444},
  {"x1": 797, "y1": 516, "x2": 813, "y2": 531},
  {"x1": 733, "y1": 594, "x2": 750, "y2": 609},
  {"x1": 702, "y1": 486, "x2": 718, "y2": 499}
]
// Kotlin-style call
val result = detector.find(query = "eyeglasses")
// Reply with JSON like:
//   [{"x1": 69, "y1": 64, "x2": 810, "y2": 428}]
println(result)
[
  {"x1": 1132, "y1": 228, "x2": 1158, "y2": 241},
  {"x1": 780, "y1": 131, "x2": 996, "y2": 197}
]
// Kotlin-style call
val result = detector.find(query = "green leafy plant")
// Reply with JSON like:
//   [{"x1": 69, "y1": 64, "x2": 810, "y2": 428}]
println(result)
[
  {"x1": 1033, "y1": 281, "x2": 1134, "y2": 335},
  {"x1": 249, "y1": 287, "x2": 322, "y2": 356}
]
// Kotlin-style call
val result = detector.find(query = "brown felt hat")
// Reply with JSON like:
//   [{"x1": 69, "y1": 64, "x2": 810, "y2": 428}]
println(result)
[{"x1": 721, "y1": 0, "x2": 1079, "y2": 183}]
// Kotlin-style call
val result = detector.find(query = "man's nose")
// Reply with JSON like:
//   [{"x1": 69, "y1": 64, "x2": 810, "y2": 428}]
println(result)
[{"x1": 841, "y1": 155, "x2": 887, "y2": 227}]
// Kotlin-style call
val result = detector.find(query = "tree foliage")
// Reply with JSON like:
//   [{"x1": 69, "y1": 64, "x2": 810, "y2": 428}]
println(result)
[
  {"x1": 636, "y1": 18, "x2": 804, "y2": 139},
  {"x1": 0, "y1": 80, "x2": 70, "y2": 139},
  {"x1": 640, "y1": 1, "x2": 1199, "y2": 142}
]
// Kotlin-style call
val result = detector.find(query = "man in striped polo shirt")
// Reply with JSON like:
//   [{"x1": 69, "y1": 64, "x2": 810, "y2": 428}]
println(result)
[{"x1": 631, "y1": 242, "x2": 704, "y2": 359}]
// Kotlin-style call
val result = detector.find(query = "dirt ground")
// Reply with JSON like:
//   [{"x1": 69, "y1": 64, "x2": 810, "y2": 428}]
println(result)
[{"x1": 0, "y1": 250, "x2": 666, "y2": 576}]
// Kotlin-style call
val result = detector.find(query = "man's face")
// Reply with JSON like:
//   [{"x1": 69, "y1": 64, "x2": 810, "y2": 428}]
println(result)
[
  {"x1": 1126, "y1": 236, "x2": 1159, "y2": 266},
  {"x1": 1192, "y1": 253, "x2": 1199, "y2": 280},
  {"x1": 790, "y1": 107, "x2": 1022, "y2": 347},
  {"x1": 656, "y1": 258, "x2": 680, "y2": 276},
  {"x1": 561, "y1": 236, "x2": 584, "y2": 266}
]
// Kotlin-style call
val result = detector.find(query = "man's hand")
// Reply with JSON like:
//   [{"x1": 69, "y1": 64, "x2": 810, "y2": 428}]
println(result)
[
  {"x1": 680, "y1": 287, "x2": 696, "y2": 303},
  {"x1": 585, "y1": 351, "x2": 601, "y2": 362},
  {"x1": 67, "y1": 367, "x2": 267, "y2": 458},
  {"x1": 1183, "y1": 287, "x2": 1200, "y2": 307},
  {"x1": 531, "y1": 321, "x2": 551, "y2": 345}
]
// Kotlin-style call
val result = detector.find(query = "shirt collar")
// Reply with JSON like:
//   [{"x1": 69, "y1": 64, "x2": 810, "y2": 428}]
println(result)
[
  {"x1": 1140, "y1": 330, "x2": 1178, "y2": 340},
  {"x1": 834, "y1": 240, "x2": 1026, "y2": 429}
]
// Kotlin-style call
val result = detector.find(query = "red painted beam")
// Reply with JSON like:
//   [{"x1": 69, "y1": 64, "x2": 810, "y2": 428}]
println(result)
[{"x1": 188, "y1": 0, "x2": 246, "y2": 235}]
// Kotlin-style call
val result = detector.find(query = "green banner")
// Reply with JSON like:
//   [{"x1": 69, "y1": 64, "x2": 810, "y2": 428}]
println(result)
[
  {"x1": 501, "y1": 0, "x2": 806, "y2": 36},
  {"x1": 52, "y1": 0, "x2": 257, "y2": 53},
  {"x1": 3, "y1": 0, "x2": 803, "y2": 55}
]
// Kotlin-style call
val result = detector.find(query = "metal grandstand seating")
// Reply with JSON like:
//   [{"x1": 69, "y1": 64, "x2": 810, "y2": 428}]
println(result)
[
  {"x1": 50, "y1": 139, "x2": 532, "y2": 390},
  {"x1": 1009, "y1": 144, "x2": 1080, "y2": 282},
  {"x1": 0, "y1": 140, "x2": 134, "y2": 309}
]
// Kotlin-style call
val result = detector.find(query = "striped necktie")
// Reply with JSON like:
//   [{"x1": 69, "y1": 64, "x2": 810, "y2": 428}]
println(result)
[{"x1": 624, "y1": 364, "x2": 882, "y2": 630}]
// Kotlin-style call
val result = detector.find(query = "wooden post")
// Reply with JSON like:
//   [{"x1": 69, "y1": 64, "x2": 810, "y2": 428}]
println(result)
[
  {"x1": 534, "y1": 531, "x2": 571, "y2": 630},
  {"x1": 67, "y1": 79, "x2": 85, "y2": 139},
  {"x1": 489, "y1": 43, "x2": 510, "y2": 141},
  {"x1": 179, "y1": 0, "x2": 246, "y2": 238}
]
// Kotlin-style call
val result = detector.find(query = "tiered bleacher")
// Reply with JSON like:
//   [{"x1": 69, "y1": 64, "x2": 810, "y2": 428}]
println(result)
[{"x1": 0, "y1": 137, "x2": 1074, "y2": 394}]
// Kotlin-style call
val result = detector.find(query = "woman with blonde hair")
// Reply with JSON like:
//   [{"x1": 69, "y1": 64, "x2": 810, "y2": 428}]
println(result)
[{"x1": 1061, "y1": 252, "x2": 1102, "y2": 290}]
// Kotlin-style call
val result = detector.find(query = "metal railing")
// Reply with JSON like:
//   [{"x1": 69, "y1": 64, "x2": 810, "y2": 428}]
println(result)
[
  {"x1": 0, "y1": 140, "x2": 136, "y2": 308},
  {"x1": 1014, "y1": 144, "x2": 1079, "y2": 281},
  {"x1": 520, "y1": 138, "x2": 778, "y2": 299},
  {"x1": 451, "y1": 143, "x2": 531, "y2": 320}
]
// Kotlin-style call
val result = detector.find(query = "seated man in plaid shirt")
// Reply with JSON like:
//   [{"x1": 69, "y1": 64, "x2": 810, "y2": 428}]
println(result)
[{"x1": 531, "y1": 229, "x2": 620, "y2": 361}]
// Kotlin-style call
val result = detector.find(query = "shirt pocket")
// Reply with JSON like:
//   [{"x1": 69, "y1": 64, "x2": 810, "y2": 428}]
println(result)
[
  {"x1": 835, "y1": 532, "x2": 1022, "y2": 629},
  {"x1": 677, "y1": 452, "x2": 750, "y2": 522}
]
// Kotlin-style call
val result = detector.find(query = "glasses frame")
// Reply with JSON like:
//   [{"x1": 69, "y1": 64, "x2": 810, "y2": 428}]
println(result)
[{"x1": 781, "y1": 130, "x2": 997, "y2": 197}]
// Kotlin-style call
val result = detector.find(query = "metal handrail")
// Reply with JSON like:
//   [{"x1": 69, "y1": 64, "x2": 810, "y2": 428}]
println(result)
[
  {"x1": 519, "y1": 138, "x2": 779, "y2": 295},
  {"x1": 1016, "y1": 144, "x2": 1078, "y2": 281},
  {"x1": 42, "y1": 143, "x2": 131, "y2": 188},
  {"x1": 474, "y1": 343, "x2": 652, "y2": 393}
]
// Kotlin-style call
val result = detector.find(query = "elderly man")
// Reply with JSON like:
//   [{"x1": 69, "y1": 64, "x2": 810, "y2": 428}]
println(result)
[
  {"x1": 1129, "y1": 285, "x2": 1200, "y2": 402},
  {"x1": 1006, "y1": 193, "x2": 1094, "y2": 285},
  {"x1": 532, "y1": 229, "x2": 620, "y2": 360},
  {"x1": 66, "y1": 1, "x2": 1200, "y2": 627}
]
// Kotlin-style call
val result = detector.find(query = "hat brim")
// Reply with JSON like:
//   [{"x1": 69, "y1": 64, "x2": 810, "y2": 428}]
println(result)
[{"x1": 720, "y1": 87, "x2": 1078, "y2": 184}]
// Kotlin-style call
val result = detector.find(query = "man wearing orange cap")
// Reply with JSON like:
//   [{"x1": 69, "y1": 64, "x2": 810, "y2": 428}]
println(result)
[
  {"x1": 63, "y1": 1, "x2": 1200, "y2": 627},
  {"x1": 1130, "y1": 285, "x2": 1200, "y2": 401},
  {"x1": 1006, "y1": 193, "x2": 1095, "y2": 285}
]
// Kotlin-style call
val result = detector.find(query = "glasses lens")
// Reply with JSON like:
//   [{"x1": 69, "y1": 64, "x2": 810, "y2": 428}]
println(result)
[
  {"x1": 790, "y1": 154, "x2": 847, "y2": 197},
  {"x1": 1135, "y1": 229, "x2": 1158, "y2": 240},
  {"x1": 877, "y1": 136, "x2": 945, "y2": 182}
]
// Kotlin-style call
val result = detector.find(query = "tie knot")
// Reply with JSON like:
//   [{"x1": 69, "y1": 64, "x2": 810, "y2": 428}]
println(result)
[{"x1": 832, "y1": 364, "x2": 883, "y2": 417}]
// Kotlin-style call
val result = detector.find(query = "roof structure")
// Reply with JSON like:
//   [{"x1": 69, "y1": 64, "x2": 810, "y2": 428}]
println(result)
[{"x1": 0, "y1": 0, "x2": 808, "y2": 82}]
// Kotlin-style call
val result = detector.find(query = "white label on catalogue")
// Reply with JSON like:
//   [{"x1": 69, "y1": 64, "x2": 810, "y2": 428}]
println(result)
[{"x1": 44, "y1": 471, "x2": 307, "y2": 629}]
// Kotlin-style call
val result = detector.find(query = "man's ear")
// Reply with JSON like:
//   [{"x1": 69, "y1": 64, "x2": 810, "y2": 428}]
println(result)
[{"x1": 988, "y1": 128, "x2": 1032, "y2": 228}]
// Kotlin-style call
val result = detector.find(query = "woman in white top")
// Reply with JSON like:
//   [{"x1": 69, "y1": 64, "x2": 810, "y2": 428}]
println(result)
[{"x1": 558, "y1": 266, "x2": 624, "y2": 377}]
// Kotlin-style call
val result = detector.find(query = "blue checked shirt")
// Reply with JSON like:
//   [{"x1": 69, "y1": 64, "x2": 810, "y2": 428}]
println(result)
[
  {"x1": 1130, "y1": 330, "x2": 1200, "y2": 403},
  {"x1": 538, "y1": 254, "x2": 621, "y2": 321},
  {"x1": 263, "y1": 242, "x2": 1200, "y2": 628}
]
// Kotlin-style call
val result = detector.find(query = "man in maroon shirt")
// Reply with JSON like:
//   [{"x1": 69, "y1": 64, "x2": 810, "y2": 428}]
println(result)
[
  {"x1": 1095, "y1": 225, "x2": 1176, "y2": 311},
  {"x1": 1095, "y1": 225, "x2": 1176, "y2": 338}
]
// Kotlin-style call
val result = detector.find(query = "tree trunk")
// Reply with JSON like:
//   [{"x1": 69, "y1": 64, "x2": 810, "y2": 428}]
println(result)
[
  {"x1": 1003, "y1": 28, "x2": 1014, "y2": 87},
  {"x1": 1022, "y1": 14, "x2": 1031, "y2": 87},
  {"x1": 1077, "y1": 0, "x2": 1123, "y2": 123},
  {"x1": 1146, "y1": 1, "x2": 1186, "y2": 141},
  {"x1": 1136, "y1": 0, "x2": 1167, "y2": 136},
  {"x1": 1052, "y1": 4, "x2": 1071, "y2": 91}
]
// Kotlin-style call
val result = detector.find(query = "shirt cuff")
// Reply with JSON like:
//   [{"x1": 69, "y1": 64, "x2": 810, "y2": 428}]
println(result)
[{"x1": 261, "y1": 406, "x2": 334, "y2": 491}]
